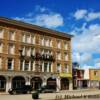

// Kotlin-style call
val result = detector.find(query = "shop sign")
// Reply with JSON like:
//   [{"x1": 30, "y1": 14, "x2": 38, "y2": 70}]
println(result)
[{"x1": 60, "y1": 72, "x2": 72, "y2": 78}]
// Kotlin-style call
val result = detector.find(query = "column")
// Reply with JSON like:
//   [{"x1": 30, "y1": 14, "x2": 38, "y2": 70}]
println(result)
[
  {"x1": 69, "y1": 79, "x2": 73, "y2": 90},
  {"x1": 25, "y1": 76, "x2": 30, "y2": 85},
  {"x1": 28, "y1": 61, "x2": 31, "y2": 71},
  {"x1": 47, "y1": 62, "x2": 49, "y2": 72},
  {"x1": 22, "y1": 60, "x2": 25, "y2": 71},
  {"x1": 56, "y1": 77, "x2": 60, "y2": 92},
  {"x1": 42, "y1": 62, "x2": 44, "y2": 72},
  {"x1": 51, "y1": 63, "x2": 53, "y2": 72},
  {"x1": 42, "y1": 76, "x2": 47, "y2": 86},
  {"x1": 6, "y1": 76, "x2": 12, "y2": 93},
  {"x1": 33, "y1": 61, "x2": 35, "y2": 71},
  {"x1": 12, "y1": 59, "x2": 14, "y2": 70}
]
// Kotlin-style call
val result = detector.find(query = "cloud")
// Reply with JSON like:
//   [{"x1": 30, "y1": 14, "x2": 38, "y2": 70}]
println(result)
[
  {"x1": 34, "y1": 13, "x2": 63, "y2": 28},
  {"x1": 72, "y1": 24, "x2": 100, "y2": 53},
  {"x1": 74, "y1": 9, "x2": 87, "y2": 20},
  {"x1": 14, "y1": 6, "x2": 64, "y2": 28},
  {"x1": 35, "y1": 5, "x2": 49, "y2": 13},
  {"x1": 95, "y1": 63, "x2": 100, "y2": 68},
  {"x1": 71, "y1": 23, "x2": 100, "y2": 67},
  {"x1": 82, "y1": 65, "x2": 94, "y2": 69},
  {"x1": 72, "y1": 52, "x2": 92, "y2": 65},
  {"x1": 73, "y1": 9, "x2": 100, "y2": 21}
]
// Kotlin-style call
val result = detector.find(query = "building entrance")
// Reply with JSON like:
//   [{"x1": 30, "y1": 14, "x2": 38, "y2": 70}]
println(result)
[
  {"x1": 0, "y1": 76, "x2": 6, "y2": 92},
  {"x1": 47, "y1": 77, "x2": 56, "y2": 90},
  {"x1": 31, "y1": 77, "x2": 42, "y2": 90},
  {"x1": 61, "y1": 78, "x2": 69, "y2": 90},
  {"x1": 12, "y1": 76, "x2": 25, "y2": 88}
]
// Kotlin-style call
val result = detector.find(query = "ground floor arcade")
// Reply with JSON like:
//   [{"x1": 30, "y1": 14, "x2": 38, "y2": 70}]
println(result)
[{"x1": 0, "y1": 71, "x2": 73, "y2": 93}]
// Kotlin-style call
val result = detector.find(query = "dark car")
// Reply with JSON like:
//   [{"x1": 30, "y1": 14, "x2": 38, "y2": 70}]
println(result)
[
  {"x1": 37, "y1": 85, "x2": 56, "y2": 93},
  {"x1": 8, "y1": 85, "x2": 33, "y2": 94}
]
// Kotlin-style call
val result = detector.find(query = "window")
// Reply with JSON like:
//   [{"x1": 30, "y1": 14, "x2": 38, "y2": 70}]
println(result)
[
  {"x1": 21, "y1": 33, "x2": 26, "y2": 42},
  {"x1": 7, "y1": 58, "x2": 13, "y2": 70},
  {"x1": 31, "y1": 48, "x2": 35, "y2": 55},
  {"x1": 64, "y1": 64, "x2": 68, "y2": 73},
  {"x1": 48, "y1": 63, "x2": 51, "y2": 72},
  {"x1": 31, "y1": 35, "x2": 35, "y2": 44},
  {"x1": 49, "y1": 39, "x2": 52, "y2": 47},
  {"x1": 64, "y1": 41, "x2": 68, "y2": 50},
  {"x1": 0, "y1": 28, "x2": 4, "y2": 38},
  {"x1": 40, "y1": 49, "x2": 44, "y2": 55},
  {"x1": 24, "y1": 60, "x2": 29, "y2": 71},
  {"x1": 40, "y1": 37, "x2": 44, "y2": 46},
  {"x1": 57, "y1": 40, "x2": 61, "y2": 49},
  {"x1": 21, "y1": 46, "x2": 25, "y2": 56},
  {"x1": 45, "y1": 38, "x2": 49, "y2": 47},
  {"x1": 26, "y1": 35, "x2": 31, "y2": 43},
  {"x1": 94, "y1": 71, "x2": 98, "y2": 76},
  {"x1": 9, "y1": 30, "x2": 15, "y2": 40},
  {"x1": 56, "y1": 63, "x2": 61, "y2": 72},
  {"x1": 56, "y1": 52, "x2": 61, "y2": 60},
  {"x1": 8, "y1": 44, "x2": 15, "y2": 54},
  {"x1": 0, "y1": 43, "x2": 3, "y2": 53},
  {"x1": 64, "y1": 52, "x2": 68, "y2": 61},
  {"x1": 26, "y1": 48, "x2": 31, "y2": 56},
  {"x1": 44, "y1": 63, "x2": 48, "y2": 72},
  {"x1": 20, "y1": 60, "x2": 23, "y2": 71}
]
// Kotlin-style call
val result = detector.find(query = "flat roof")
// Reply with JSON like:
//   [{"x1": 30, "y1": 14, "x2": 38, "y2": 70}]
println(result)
[{"x1": 0, "y1": 16, "x2": 73, "y2": 39}]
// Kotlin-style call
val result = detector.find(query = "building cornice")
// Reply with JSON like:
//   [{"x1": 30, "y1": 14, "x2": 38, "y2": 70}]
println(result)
[{"x1": 0, "y1": 16, "x2": 73, "y2": 39}]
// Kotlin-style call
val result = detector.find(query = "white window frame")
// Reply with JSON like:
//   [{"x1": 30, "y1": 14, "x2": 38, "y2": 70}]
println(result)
[
  {"x1": 56, "y1": 52, "x2": 61, "y2": 60},
  {"x1": 64, "y1": 52, "x2": 68, "y2": 61},
  {"x1": 64, "y1": 64, "x2": 69, "y2": 73},
  {"x1": 64, "y1": 41, "x2": 68, "y2": 50},
  {"x1": 57, "y1": 40, "x2": 61, "y2": 49},
  {"x1": 7, "y1": 58, "x2": 14, "y2": 70},
  {"x1": 9, "y1": 30, "x2": 15, "y2": 40},
  {"x1": 8, "y1": 44, "x2": 15, "y2": 54},
  {"x1": 22, "y1": 34, "x2": 26, "y2": 43},
  {"x1": 56, "y1": 63, "x2": 61, "y2": 72}
]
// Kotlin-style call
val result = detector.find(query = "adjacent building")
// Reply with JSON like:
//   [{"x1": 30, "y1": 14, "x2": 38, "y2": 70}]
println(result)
[
  {"x1": 73, "y1": 67, "x2": 84, "y2": 89},
  {"x1": 73, "y1": 68, "x2": 100, "y2": 89},
  {"x1": 89, "y1": 69, "x2": 100, "y2": 88},
  {"x1": 0, "y1": 17, "x2": 73, "y2": 93}
]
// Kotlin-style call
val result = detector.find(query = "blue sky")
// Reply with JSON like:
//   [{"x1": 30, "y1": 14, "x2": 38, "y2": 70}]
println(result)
[{"x1": 0, "y1": 0, "x2": 100, "y2": 69}]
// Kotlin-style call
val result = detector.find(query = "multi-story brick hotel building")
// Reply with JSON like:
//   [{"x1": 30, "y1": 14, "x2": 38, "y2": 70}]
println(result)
[{"x1": 0, "y1": 17, "x2": 73, "y2": 93}]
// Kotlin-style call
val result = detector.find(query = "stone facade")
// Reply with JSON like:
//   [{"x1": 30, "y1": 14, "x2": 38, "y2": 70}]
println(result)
[{"x1": 0, "y1": 17, "x2": 73, "y2": 93}]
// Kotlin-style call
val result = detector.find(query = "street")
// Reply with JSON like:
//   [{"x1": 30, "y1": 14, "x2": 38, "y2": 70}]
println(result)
[{"x1": 0, "y1": 89, "x2": 100, "y2": 100}]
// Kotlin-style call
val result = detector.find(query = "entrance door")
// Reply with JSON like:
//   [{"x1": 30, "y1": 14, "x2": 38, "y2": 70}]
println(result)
[
  {"x1": 47, "y1": 77, "x2": 56, "y2": 90},
  {"x1": 12, "y1": 76, "x2": 25, "y2": 88},
  {"x1": 61, "y1": 78, "x2": 69, "y2": 90},
  {"x1": 0, "y1": 76, "x2": 6, "y2": 92},
  {"x1": 31, "y1": 77, "x2": 42, "y2": 90}
]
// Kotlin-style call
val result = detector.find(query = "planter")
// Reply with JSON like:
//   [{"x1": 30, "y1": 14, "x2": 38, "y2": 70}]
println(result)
[{"x1": 32, "y1": 91, "x2": 39, "y2": 99}]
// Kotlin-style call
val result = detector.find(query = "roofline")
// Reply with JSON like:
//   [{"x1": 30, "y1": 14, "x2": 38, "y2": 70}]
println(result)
[
  {"x1": 89, "y1": 68, "x2": 100, "y2": 70},
  {"x1": 0, "y1": 16, "x2": 73, "y2": 39}
]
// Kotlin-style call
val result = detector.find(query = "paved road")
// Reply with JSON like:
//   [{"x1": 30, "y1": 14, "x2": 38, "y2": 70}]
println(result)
[{"x1": 0, "y1": 89, "x2": 100, "y2": 100}]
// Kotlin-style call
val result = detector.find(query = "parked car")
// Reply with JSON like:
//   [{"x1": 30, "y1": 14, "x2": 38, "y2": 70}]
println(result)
[
  {"x1": 37, "y1": 85, "x2": 56, "y2": 93},
  {"x1": 8, "y1": 85, "x2": 33, "y2": 94}
]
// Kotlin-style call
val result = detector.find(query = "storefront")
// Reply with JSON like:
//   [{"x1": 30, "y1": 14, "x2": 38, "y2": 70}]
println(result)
[
  {"x1": 47, "y1": 77, "x2": 56, "y2": 90},
  {"x1": 0, "y1": 76, "x2": 6, "y2": 92},
  {"x1": 60, "y1": 72, "x2": 72, "y2": 90},
  {"x1": 12, "y1": 76, "x2": 25, "y2": 88},
  {"x1": 31, "y1": 77, "x2": 42, "y2": 90}
]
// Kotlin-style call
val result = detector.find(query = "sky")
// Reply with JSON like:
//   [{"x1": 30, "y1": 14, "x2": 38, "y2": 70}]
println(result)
[{"x1": 0, "y1": 0, "x2": 100, "y2": 69}]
